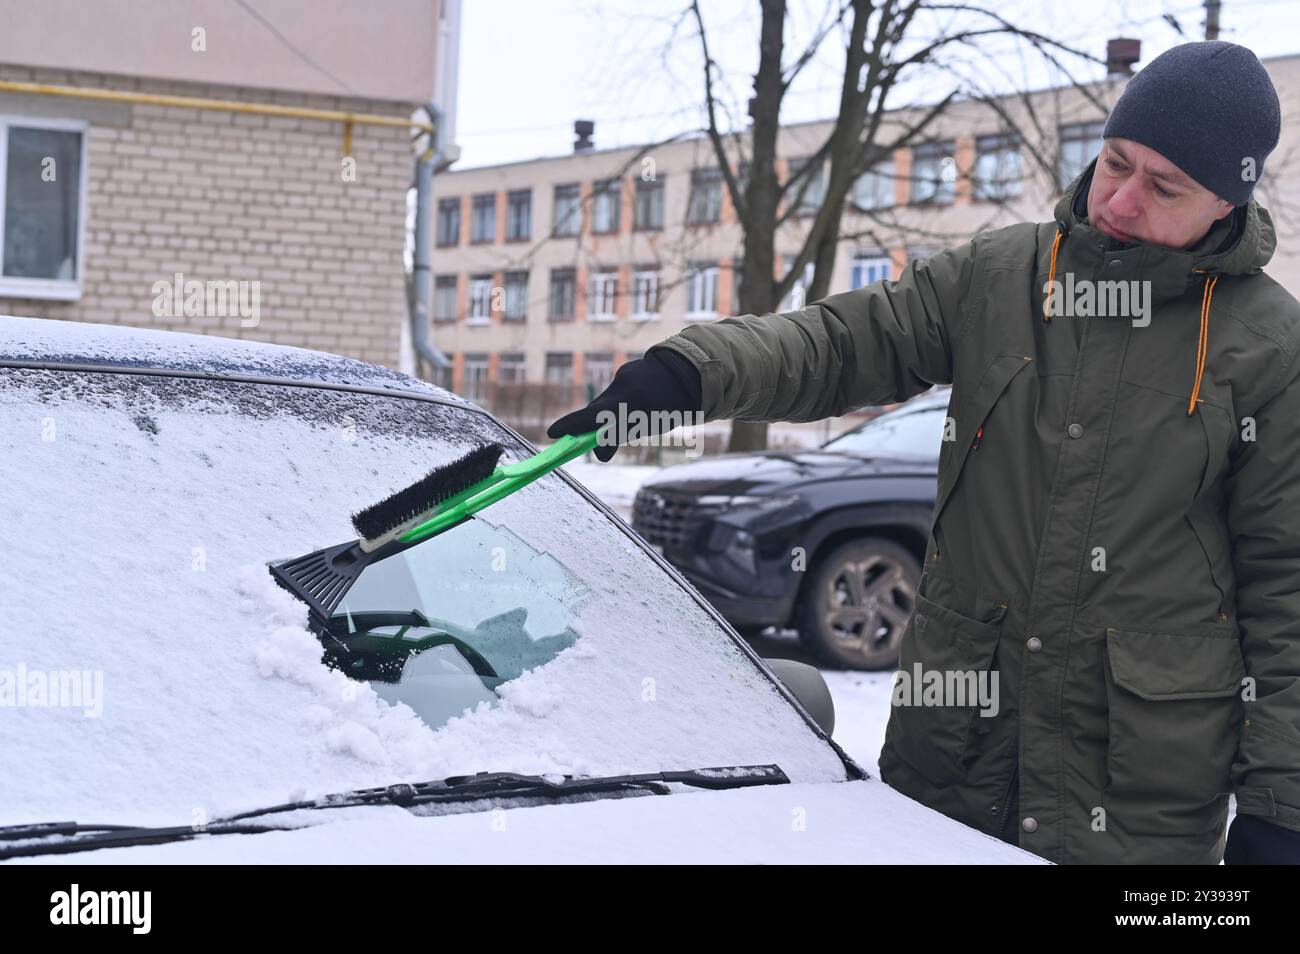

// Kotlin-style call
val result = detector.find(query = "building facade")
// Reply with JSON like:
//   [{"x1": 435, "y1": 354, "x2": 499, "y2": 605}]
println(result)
[{"x1": 0, "y1": 0, "x2": 461, "y2": 369}]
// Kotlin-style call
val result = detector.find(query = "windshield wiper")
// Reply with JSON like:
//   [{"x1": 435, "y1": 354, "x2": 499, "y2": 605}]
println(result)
[{"x1": 0, "y1": 764, "x2": 789, "y2": 860}]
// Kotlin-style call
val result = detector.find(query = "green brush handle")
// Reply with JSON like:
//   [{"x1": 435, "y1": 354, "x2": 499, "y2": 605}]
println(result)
[{"x1": 399, "y1": 429, "x2": 600, "y2": 543}]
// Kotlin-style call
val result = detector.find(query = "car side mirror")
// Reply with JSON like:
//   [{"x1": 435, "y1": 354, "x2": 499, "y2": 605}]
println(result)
[{"x1": 764, "y1": 657, "x2": 835, "y2": 737}]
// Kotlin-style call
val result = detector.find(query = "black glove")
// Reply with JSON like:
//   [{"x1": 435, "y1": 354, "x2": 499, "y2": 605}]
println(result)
[
  {"x1": 547, "y1": 347, "x2": 702, "y2": 461},
  {"x1": 1224, "y1": 812, "x2": 1300, "y2": 864}
]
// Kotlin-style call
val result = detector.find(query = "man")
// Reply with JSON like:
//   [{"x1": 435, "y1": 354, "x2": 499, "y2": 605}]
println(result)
[{"x1": 548, "y1": 41, "x2": 1299, "y2": 864}]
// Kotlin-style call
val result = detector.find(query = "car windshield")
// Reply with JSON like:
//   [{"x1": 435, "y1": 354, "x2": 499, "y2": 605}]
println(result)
[
  {"x1": 0, "y1": 365, "x2": 849, "y2": 829},
  {"x1": 823, "y1": 404, "x2": 947, "y2": 457},
  {"x1": 325, "y1": 517, "x2": 587, "y2": 729}
]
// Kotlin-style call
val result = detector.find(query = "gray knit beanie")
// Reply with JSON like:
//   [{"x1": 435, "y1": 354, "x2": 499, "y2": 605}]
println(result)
[{"x1": 1102, "y1": 41, "x2": 1281, "y2": 206}]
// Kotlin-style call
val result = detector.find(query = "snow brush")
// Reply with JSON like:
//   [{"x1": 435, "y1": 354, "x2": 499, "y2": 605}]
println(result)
[{"x1": 269, "y1": 430, "x2": 601, "y2": 630}]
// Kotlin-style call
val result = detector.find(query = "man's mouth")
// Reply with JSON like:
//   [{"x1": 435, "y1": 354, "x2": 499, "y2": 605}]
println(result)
[{"x1": 1099, "y1": 219, "x2": 1136, "y2": 243}]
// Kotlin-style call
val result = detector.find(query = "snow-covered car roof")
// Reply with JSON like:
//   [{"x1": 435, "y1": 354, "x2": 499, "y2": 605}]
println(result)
[{"x1": 0, "y1": 315, "x2": 468, "y2": 403}]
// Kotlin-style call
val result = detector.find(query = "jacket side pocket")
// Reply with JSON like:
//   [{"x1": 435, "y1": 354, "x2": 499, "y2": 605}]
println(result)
[{"x1": 886, "y1": 591, "x2": 1007, "y2": 785}]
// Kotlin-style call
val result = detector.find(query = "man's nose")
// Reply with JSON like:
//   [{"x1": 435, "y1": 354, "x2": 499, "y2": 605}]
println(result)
[{"x1": 1107, "y1": 178, "x2": 1144, "y2": 221}]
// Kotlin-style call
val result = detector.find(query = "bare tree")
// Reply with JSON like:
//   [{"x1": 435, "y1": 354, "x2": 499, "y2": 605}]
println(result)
[{"x1": 689, "y1": 0, "x2": 1098, "y2": 452}]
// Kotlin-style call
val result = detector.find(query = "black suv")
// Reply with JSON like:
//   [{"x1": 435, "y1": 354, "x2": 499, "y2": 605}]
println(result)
[{"x1": 632, "y1": 388, "x2": 949, "y2": 670}]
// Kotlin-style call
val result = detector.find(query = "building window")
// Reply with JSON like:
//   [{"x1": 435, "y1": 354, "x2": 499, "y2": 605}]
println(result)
[
  {"x1": 592, "y1": 178, "x2": 621, "y2": 234},
  {"x1": 588, "y1": 269, "x2": 617, "y2": 321},
  {"x1": 0, "y1": 119, "x2": 86, "y2": 300},
  {"x1": 853, "y1": 157, "x2": 895, "y2": 211},
  {"x1": 584, "y1": 351, "x2": 614, "y2": 398},
  {"x1": 1058, "y1": 121, "x2": 1106, "y2": 188},
  {"x1": 974, "y1": 134, "x2": 1023, "y2": 201},
  {"x1": 545, "y1": 352, "x2": 574, "y2": 405},
  {"x1": 911, "y1": 140, "x2": 955, "y2": 205},
  {"x1": 685, "y1": 261, "x2": 718, "y2": 320},
  {"x1": 787, "y1": 156, "x2": 825, "y2": 214},
  {"x1": 780, "y1": 257, "x2": 815, "y2": 311},
  {"x1": 850, "y1": 250, "x2": 892, "y2": 289},
  {"x1": 506, "y1": 189, "x2": 531, "y2": 241},
  {"x1": 433, "y1": 275, "x2": 458, "y2": 323},
  {"x1": 549, "y1": 267, "x2": 576, "y2": 320},
  {"x1": 503, "y1": 271, "x2": 528, "y2": 321},
  {"x1": 471, "y1": 193, "x2": 496, "y2": 243},
  {"x1": 553, "y1": 183, "x2": 581, "y2": 236},
  {"x1": 498, "y1": 352, "x2": 526, "y2": 384},
  {"x1": 437, "y1": 197, "x2": 461, "y2": 247},
  {"x1": 462, "y1": 353, "x2": 490, "y2": 402},
  {"x1": 468, "y1": 275, "x2": 494, "y2": 324},
  {"x1": 631, "y1": 268, "x2": 660, "y2": 321},
  {"x1": 634, "y1": 175, "x2": 664, "y2": 230},
  {"x1": 688, "y1": 168, "x2": 722, "y2": 224},
  {"x1": 432, "y1": 353, "x2": 454, "y2": 391}
]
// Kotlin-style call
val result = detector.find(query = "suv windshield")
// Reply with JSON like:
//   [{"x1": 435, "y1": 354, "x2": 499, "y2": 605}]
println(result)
[
  {"x1": 823, "y1": 403, "x2": 947, "y2": 457},
  {"x1": 0, "y1": 366, "x2": 850, "y2": 828}
]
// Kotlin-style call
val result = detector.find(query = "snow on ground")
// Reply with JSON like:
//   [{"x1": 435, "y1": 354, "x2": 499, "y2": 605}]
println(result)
[{"x1": 562, "y1": 461, "x2": 660, "y2": 520}]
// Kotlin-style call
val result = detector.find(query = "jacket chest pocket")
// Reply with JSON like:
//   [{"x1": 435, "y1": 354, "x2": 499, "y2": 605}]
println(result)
[
  {"x1": 886, "y1": 591, "x2": 1007, "y2": 785},
  {"x1": 1101, "y1": 625, "x2": 1245, "y2": 835},
  {"x1": 931, "y1": 355, "x2": 1033, "y2": 547}
]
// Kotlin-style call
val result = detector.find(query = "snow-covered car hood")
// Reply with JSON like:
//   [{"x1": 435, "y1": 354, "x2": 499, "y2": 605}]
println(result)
[{"x1": 10, "y1": 780, "x2": 1045, "y2": 864}]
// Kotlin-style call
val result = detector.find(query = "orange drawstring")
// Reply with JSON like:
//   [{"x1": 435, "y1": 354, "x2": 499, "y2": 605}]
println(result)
[
  {"x1": 1188, "y1": 270, "x2": 1218, "y2": 415},
  {"x1": 1042, "y1": 225, "x2": 1064, "y2": 321}
]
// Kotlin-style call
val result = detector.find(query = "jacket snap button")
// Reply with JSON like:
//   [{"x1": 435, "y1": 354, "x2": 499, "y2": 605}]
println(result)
[
  {"x1": 1107, "y1": 258, "x2": 1123, "y2": 269},
  {"x1": 1067, "y1": 423, "x2": 1084, "y2": 439},
  {"x1": 1026, "y1": 636, "x2": 1042, "y2": 652},
  {"x1": 1022, "y1": 817, "x2": 1039, "y2": 833}
]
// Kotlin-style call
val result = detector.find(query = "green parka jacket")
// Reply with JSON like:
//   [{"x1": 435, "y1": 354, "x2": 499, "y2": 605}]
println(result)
[{"x1": 650, "y1": 158, "x2": 1300, "y2": 864}]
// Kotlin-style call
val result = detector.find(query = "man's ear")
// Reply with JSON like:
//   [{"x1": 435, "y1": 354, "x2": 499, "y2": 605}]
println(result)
[{"x1": 1214, "y1": 197, "x2": 1236, "y2": 221}]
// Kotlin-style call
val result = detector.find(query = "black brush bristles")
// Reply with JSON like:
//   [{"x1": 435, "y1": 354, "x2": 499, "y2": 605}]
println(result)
[{"x1": 350, "y1": 443, "x2": 504, "y2": 541}]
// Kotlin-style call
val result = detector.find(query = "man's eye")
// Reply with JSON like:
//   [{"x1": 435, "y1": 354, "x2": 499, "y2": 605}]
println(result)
[
  {"x1": 1104, "y1": 157, "x2": 1125, "y2": 172},
  {"x1": 1154, "y1": 185, "x2": 1176, "y2": 199}
]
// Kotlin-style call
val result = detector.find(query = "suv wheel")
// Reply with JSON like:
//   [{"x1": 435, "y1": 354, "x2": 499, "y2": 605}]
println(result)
[{"x1": 797, "y1": 538, "x2": 920, "y2": 670}]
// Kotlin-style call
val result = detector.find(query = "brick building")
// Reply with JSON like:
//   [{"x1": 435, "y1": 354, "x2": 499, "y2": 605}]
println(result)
[{"x1": 0, "y1": 0, "x2": 462, "y2": 369}]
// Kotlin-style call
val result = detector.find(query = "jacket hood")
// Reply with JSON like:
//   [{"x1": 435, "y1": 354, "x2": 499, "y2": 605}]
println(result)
[{"x1": 1046, "y1": 156, "x2": 1277, "y2": 415}]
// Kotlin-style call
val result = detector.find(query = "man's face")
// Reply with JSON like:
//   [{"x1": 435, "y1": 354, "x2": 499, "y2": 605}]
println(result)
[{"x1": 1086, "y1": 137, "x2": 1235, "y2": 250}]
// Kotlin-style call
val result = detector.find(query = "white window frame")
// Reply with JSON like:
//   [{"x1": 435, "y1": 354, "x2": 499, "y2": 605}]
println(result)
[
  {"x1": 503, "y1": 271, "x2": 528, "y2": 321},
  {"x1": 462, "y1": 353, "x2": 489, "y2": 402},
  {"x1": 588, "y1": 269, "x2": 617, "y2": 321},
  {"x1": 685, "y1": 264, "x2": 718, "y2": 321},
  {"x1": 850, "y1": 250, "x2": 892, "y2": 289},
  {"x1": 497, "y1": 353, "x2": 526, "y2": 384},
  {"x1": 468, "y1": 276, "x2": 493, "y2": 325},
  {"x1": 853, "y1": 157, "x2": 895, "y2": 211},
  {"x1": 631, "y1": 268, "x2": 660, "y2": 322},
  {"x1": 585, "y1": 351, "x2": 614, "y2": 394},
  {"x1": 0, "y1": 115, "x2": 89, "y2": 301}
]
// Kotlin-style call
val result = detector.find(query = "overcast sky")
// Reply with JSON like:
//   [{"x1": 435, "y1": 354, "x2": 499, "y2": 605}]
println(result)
[{"x1": 453, "y1": 0, "x2": 1300, "y2": 169}]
